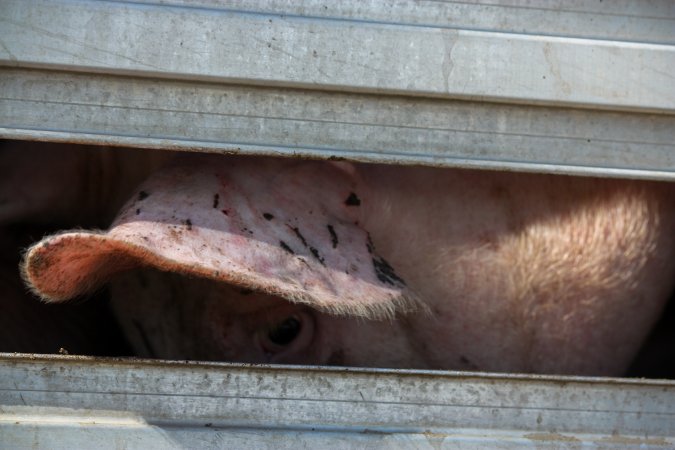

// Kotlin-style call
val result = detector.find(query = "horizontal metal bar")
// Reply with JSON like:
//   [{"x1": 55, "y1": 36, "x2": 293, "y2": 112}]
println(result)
[
  {"x1": 1, "y1": 354, "x2": 674, "y2": 449},
  {"x1": 1, "y1": 0, "x2": 673, "y2": 113},
  {"x1": 144, "y1": 0, "x2": 675, "y2": 44},
  {"x1": 2, "y1": 68, "x2": 675, "y2": 180}
]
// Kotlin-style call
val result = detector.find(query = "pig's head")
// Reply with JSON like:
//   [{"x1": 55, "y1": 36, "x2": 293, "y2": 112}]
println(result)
[
  {"x1": 109, "y1": 268, "x2": 430, "y2": 367},
  {"x1": 22, "y1": 154, "x2": 427, "y2": 366},
  {"x1": 21, "y1": 151, "x2": 675, "y2": 374}
]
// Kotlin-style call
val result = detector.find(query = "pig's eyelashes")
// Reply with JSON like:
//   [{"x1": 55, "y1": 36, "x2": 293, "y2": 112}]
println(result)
[{"x1": 257, "y1": 311, "x2": 315, "y2": 361}]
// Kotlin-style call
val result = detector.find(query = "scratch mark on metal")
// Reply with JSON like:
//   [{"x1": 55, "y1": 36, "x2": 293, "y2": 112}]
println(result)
[
  {"x1": 441, "y1": 29, "x2": 458, "y2": 93},
  {"x1": 542, "y1": 42, "x2": 572, "y2": 95},
  {"x1": 0, "y1": 37, "x2": 17, "y2": 62},
  {"x1": 1, "y1": 17, "x2": 164, "y2": 71}
]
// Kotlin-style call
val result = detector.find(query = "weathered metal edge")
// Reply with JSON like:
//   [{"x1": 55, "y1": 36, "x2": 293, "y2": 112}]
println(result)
[
  {"x1": 1, "y1": 353, "x2": 674, "y2": 449},
  {"x1": 2, "y1": 352, "x2": 675, "y2": 385},
  {"x1": 3, "y1": 67, "x2": 675, "y2": 180},
  {"x1": 5, "y1": 128, "x2": 675, "y2": 182},
  {"x1": 136, "y1": 0, "x2": 675, "y2": 44},
  {"x1": 1, "y1": 0, "x2": 673, "y2": 112}
]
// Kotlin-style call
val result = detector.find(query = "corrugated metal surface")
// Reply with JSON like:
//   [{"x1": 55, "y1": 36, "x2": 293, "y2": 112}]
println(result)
[
  {"x1": 1, "y1": 354, "x2": 674, "y2": 449},
  {"x1": 1, "y1": 1, "x2": 674, "y2": 447},
  {"x1": 3, "y1": 68, "x2": 674, "y2": 179},
  {"x1": 1, "y1": 0, "x2": 674, "y2": 178},
  {"x1": 2, "y1": 0, "x2": 673, "y2": 111}
]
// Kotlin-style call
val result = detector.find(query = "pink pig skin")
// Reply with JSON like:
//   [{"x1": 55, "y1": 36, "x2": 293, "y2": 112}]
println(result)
[{"x1": 23, "y1": 152, "x2": 675, "y2": 376}]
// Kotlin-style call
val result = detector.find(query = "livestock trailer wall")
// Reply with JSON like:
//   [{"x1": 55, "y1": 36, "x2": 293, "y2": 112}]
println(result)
[{"x1": 1, "y1": 0, "x2": 674, "y2": 448}]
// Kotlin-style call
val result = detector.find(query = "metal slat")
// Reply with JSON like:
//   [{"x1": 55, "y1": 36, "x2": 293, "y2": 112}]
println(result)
[
  {"x1": 1, "y1": 354, "x2": 674, "y2": 449},
  {"x1": 148, "y1": 0, "x2": 675, "y2": 44},
  {"x1": 2, "y1": 68, "x2": 674, "y2": 179},
  {"x1": 1, "y1": 3, "x2": 675, "y2": 447},
  {"x1": 1, "y1": 0, "x2": 673, "y2": 112},
  {"x1": 1, "y1": 0, "x2": 674, "y2": 178}
]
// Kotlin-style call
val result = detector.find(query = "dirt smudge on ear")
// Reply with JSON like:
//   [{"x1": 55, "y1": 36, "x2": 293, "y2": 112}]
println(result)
[
  {"x1": 327, "y1": 224, "x2": 338, "y2": 248},
  {"x1": 279, "y1": 241, "x2": 295, "y2": 255}
]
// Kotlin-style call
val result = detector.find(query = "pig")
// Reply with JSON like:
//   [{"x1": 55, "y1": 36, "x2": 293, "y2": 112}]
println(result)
[{"x1": 19, "y1": 150, "x2": 675, "y2": 376}]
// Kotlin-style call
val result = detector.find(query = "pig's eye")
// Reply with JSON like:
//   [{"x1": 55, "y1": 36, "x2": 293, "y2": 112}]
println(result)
[
  {"x1": 268, "y1": 316, "x2": 301, "y2": 346},
  {"x1": 256, "y1": 310, "x2": 315, "y2": 361}
]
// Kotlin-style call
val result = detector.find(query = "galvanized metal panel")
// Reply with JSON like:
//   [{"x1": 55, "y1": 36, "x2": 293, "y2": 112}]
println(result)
[
  {"x1": 1, "y1": 3, "x2": 674, "y2": 448},
  {"x1": 153, "y1": 0, "x2": 675, "y2": 44},
  {"x1": 0, "y1": 0, "x2": 673, "y2": 112},
  {"x1": 1, "y1": 0, "x2": 674, "y2": 177},
  {"x1": 2, "y1": 67, "x2": 675, "y2": 180},
  {"x1": 1, "y1": 354, "x2": 674, "y2": 449}
]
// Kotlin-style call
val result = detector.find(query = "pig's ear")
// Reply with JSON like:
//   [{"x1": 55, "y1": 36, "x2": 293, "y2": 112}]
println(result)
[{"x1": 22, "y1": 155, "x2": 423, "y2": 320}]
